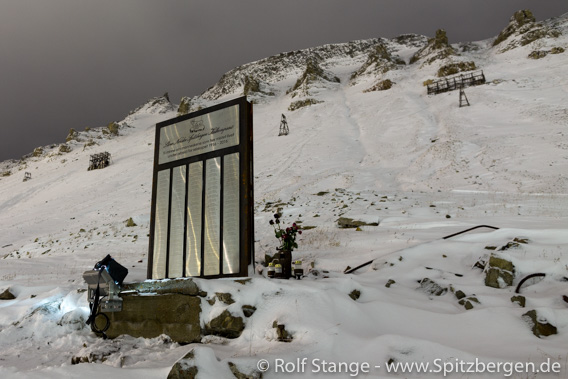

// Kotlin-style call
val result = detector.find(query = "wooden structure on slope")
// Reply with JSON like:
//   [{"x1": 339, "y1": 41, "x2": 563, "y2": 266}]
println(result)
[
  {"x1": 427, "y1": 70, "x2": 486, "y2": 95},
  {"x1": 88, "y1": 152, "x2": 112, "y2": 171},
  {"x1": 459, "y1": 87, "x2": 470, "y2": 107},
  {"x1": 279, "y1": 114, "x2": 289, "y2": 136}
]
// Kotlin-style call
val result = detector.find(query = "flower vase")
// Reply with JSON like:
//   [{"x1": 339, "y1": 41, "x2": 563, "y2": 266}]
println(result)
[{"x1": 277, "y1": 249, "x2": 292, "y2": 279}]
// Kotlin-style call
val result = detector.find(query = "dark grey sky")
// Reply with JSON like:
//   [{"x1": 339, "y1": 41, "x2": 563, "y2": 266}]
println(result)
[{"x1": 1, "y1": 0, "x2": 566, "y2": 161}]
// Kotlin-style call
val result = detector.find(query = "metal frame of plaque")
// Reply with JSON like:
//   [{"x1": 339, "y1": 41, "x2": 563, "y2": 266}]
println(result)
[{"x1": 147, "y1": 96, "x2": 253, "y2": 279}]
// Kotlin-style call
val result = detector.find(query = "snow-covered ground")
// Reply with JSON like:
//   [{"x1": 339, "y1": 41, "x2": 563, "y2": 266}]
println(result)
[{"x1": 1, "y1": 12, "x2": 567, "y2": 378}]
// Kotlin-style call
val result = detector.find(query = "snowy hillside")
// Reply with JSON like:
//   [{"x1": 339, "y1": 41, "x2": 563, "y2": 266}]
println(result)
[{"x1": 1, "y1": 10, "x2": 568, "y2": 378}]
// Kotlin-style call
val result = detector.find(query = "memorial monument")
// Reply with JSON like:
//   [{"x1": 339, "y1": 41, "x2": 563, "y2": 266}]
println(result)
[{"x1": 148, "y1": 96, "x2": 254, "y2": 279}]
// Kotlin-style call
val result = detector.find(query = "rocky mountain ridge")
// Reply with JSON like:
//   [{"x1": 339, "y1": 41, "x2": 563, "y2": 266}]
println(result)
[
  {"x1": 2, "y1": 9, "x2": 566, "y2": 174},
  {"x1": 186, "y1": 9, "x2": 565, "y2": 112}
]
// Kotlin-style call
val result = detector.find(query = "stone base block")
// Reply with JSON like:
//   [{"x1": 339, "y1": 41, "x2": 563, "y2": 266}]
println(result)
[{"x1": 104, "y1": 293, "x2": 201, "y2": 343}]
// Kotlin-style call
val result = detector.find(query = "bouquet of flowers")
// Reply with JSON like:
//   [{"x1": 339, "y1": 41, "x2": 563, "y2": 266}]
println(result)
[{"x1": 269, "y1": 213, "x2": 302, "y2": 251}]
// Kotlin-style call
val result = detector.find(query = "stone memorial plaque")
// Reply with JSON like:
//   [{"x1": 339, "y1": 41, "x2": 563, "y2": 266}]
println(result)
[
  {"x1": 158, "y1": 105, "x2": 239, "y2": 165},
  {"x1": 203, "y1": 157, "x2": 221, "y2": 276},
  {"x1": 148, "y1": 97, "x2": 253, "y2": 279},
  {"x1": 185, "y1": 162, "x2": 203, "y2": 277},
  {"x1": 168, "y1": 166, "x2": 187, "y2": 278},
  {"x1": 223, "y1": 153, "x2": 240, "y2": 274},
  {"x1": 152, "y1": 169, "x2": 170, "y2": 279}
]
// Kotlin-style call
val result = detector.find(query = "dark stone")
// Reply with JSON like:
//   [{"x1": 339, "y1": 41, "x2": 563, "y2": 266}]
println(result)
[
  {"x1": 457, "y1": 295, "x2": 479, "y2": 310},
  {"x1": 177, "y1": 97, "x2": 191, "y2": 116},
  {"x1": 337, "y1": 217, "x2": 379, "y2": 229},
  {"x1": 433, "y1": 29, "x2": 449, "y2": 48},
  {"x1": 215, "y1": 292, "x2": 235, "y2": 305},
  {"x1": 228, "y1": 362, "x2": 262, "y2": 379},
  {"x1": 107, "y1": 122, "x2": 119, "y2": 136},
  {"x1": 363, "y1": 79, "x2": 393, "y2": 93},
  {"x1": 168, "y1": 363, "x2": 198, "y2": 379},
  {"x1": 205, "y1": 310, "x2": 244, "y2": 339},
  {"x1": 385, "y1": 279, "x2": 396, "y2": 288},
  {"x1": 437, "y1": 61, "x2": 477, "y2": 77},
  {"x1": 529, "y1": 50, "x2": 549, "y2": 60},
  {"x1": 0, "y1": 288, "x2": 16, "y2": 300},
  {"x1": 419, "y1": 278, "x2": 447, "y2": 296},
  {"x1": 522, "y1": 310, "x2": 557, "y2": 338},
  {"x1": 454, "y1": 290, "x2": 466, "y2": 300},
  {"x1": 484, "y1": 254, "x2": 515, "y2": 288},
  {"x1": 500, "y1": 242, "x2": 521, "y2": 251},
  {"x1": 511, "y1": 295, "x2": 526, "y2": 307},
  {"x1": 66, "y1": 128, "x2": 79, "y2": 142},
  {"x1": 243, "y1": 76, "x2": 262, "y2": 96},
  {"x1": 459, "y1": 299, "x2": 474, "y2": 310},
  {"x1": 242, "y1": 305, "x2": 257, "y2": 318},
  {"x1": 288, "y1": 98, "x2": 323, "y2": 111},
  {"x1": 168, "y1": 350, "x2": 198, "y2": 379},
  {"x1": 275, "y1": 323, "x2": 292, "y2": 342},
  {"x1": 349, "y1": 289, "x2": 361, "y2": 300},
  {"x1": 513, "y1": 237, "x2": 529, "y2": 244},
  {"x1": 473, "y1": 259, "x2": 486, "y2": 270},
  {"x1": 32, "y1": 147, "x2": 43, "y2": 157}
]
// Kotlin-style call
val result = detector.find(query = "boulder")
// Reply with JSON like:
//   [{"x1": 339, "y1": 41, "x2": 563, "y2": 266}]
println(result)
[
  {"x1": 215, "y1": 292, "x2": 235, "y2": 305},
  {"x1": 205, "y1": 310, "x2": 244, "y2": 339},
  {"x1": 419, "y1": 278, "x2": 447, "y2": 296},
  {"x1": 453, "y1": 290, "x2": 466, "y2": 300},
  {"x1": 241, "y1": 305, "x2": 256, "y2": 318},
  {"x1": 66, "y1": 128, "x2": 79, "y2": 142},
  {"x1": 349, "y1": 289, "x2": 361, "y2": 300},
  {"x1": 0, "y1": 288, "x2": 16, "y2": 300},
  {"x1": 32, "y1": 147, "x2": 43, "y2": 157},
  {"x1": 168, "y1": 350, "x2": 198, "y2": 379},
  {"x1": 337, "y1": 217, "x2": 378, "y2": 229},
  {"x1": 511, "y1": 295, "x2": 526, "y2": 308},
  {"x1": 522, "y1": 310, "x2": 557, "y2": 338},
  {"x1": 484, "y1": 254, "x2": 515, "y2": 288},
  {"x1": 273, "y1": 321, "x2": 293, "y2": 342},
  {"x1": 59, "y1": 144, "x2": 72, "y2": 153},
  {"x1": 107, "y1": 122, "x2": 119, "y2": 136},
  {"x1": 385, "y1": 279, "x2": 396, "y2": 288},
  {"x1": 458, "y1": 296, "x2": 479, "y2": 310},
  {"x1": 288, "y1": 98, "x2": 323, "y2": 112},
  {"x1": 437, "y1": 61, "x2": 477, "y2": 77},
  {"x1": 243, "y1": 75, "x2": 262, "y2": 96},
  {"x1": 363, "y1": 79, "x2": 393, "y2": 93},
  {"x1": 177, "y1": 97, "x2": 191, "y2": 116}
]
